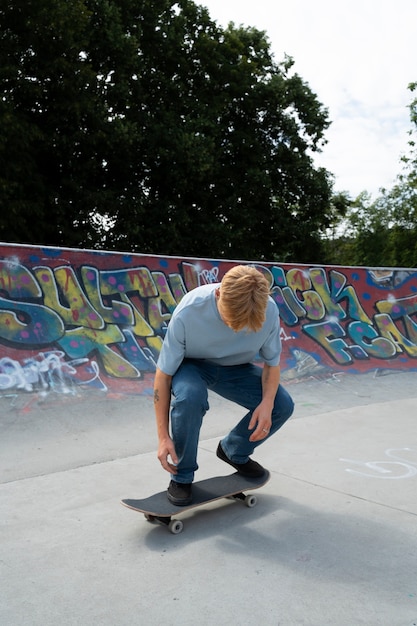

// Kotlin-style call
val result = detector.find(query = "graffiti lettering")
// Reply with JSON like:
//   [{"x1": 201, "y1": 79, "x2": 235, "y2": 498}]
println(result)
[
  {"x1": 0, "y1": 352, "x2": 106, "y2": 394},
  {"x1": 0, "y1": 246, "x2": 417, "y2": 393}
]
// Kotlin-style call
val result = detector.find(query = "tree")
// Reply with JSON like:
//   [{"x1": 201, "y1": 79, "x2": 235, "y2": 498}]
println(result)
[
  {"x1": 0, "y1": 0, "x2": 140, "y2": 247},
  {"x1": 323, "y1": 83, "x2": 417, "y2": 268},
  {"x1": 0, "y1": 0, "x2": 334, "y2": 262},
  {"x1": 326, "y1": 187, "x2": 417, "y2": 268}
]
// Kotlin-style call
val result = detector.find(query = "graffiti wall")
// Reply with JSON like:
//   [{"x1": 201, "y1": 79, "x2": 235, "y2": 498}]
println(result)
[{"x1": 1, "y1": 243, "x2": 417, "y2": 401}]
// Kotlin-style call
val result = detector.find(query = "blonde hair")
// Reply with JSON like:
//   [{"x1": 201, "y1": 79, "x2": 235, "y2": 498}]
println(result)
[{"x1": 219, "y1": 265, "x2": 270, "y2": 332}]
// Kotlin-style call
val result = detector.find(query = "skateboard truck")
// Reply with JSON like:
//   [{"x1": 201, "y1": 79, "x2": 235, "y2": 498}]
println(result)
[{"x1": 145, "y1": 490, "x2": 258, "y2": 534}]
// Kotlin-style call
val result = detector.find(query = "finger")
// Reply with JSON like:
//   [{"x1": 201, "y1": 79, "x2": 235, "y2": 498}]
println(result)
[
  {"x1": 248, "y1": 413, "x2": 258, "y2": 431},
  {"x1": 249, "y1": 425, "x2": 270, "y2": 442},
  {"x1": 249, "y1": 428, "x2": 262, "y2": 442},
  {"x1": 170, "y1": 450, "x2": 179, "y2": 465},
  {"x1": 160, "y1": 457, "x2": 178, "y2": 474},
  {"x1": 167, "y1": 462, "x2": 178, "y2": 474},
  {"x1": 158, "y1": 440, "x2": 179, "y2": 468},
  {"x1": 167, "y1": 452, "x2": 178, "y2": 473},
  {"x1": 158, "y1": 448, "x2": 177, "y2": 471}
]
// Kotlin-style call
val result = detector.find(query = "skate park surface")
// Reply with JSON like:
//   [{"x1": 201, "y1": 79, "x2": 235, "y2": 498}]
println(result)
[{"x1": 1, "y1": 370, "x2": 417, "y2": 626}]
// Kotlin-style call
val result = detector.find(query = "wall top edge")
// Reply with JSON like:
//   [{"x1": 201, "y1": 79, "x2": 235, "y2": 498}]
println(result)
[{"x1": 0, "y1": 241, "x2": 415, "y2": 273}]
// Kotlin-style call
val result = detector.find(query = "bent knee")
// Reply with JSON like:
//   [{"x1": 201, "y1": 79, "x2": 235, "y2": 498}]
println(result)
[
  {"x1": 172, "y1": 383, "x2": 209, "y2": 414},
  {"x1": 273, "y1": 388, "x2": 294, "y2": 421}
]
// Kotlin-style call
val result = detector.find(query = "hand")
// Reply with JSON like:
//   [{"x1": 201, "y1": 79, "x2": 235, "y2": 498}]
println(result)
[
  {"x1": 248, "y1": 402, "x2": 272, "y2": 442},
  {"x1": 157, "y1": 436, "x2": 179, "y2": 474}
]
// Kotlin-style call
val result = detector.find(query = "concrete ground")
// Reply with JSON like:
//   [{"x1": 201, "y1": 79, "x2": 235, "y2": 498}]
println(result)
[{"x1": 1, "y1": 370, "x2": 417, "y2": 626}]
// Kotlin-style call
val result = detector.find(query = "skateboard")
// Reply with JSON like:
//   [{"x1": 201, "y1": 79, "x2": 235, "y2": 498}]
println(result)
[{"x1": 121, "y1": 470, "x2": 270, "y2": 534}]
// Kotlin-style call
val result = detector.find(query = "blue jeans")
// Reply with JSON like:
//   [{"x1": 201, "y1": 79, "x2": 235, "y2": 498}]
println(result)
[{"x1": 170, "y1": 359, "x2": 294, "y2": 483}]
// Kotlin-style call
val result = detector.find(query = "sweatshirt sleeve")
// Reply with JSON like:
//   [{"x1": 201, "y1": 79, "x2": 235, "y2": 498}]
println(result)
[
  {"x1": 156, "y1": 315, "x2": 186, "y2": 376},
  {"x1": 259, "y1": 306, "x2": 282, "y2": 366}
]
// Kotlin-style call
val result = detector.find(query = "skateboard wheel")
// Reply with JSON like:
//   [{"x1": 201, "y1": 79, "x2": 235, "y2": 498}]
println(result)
[
  {"x1": 168, "y1": 519, "x2": 184, "y2": 534},
  {"x1": 245, "y1": 495, "x2": 257, "y2": 508}
]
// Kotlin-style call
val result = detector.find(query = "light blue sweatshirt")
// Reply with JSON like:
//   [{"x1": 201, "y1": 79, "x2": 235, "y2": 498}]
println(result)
[{"x1": 157, "y1": 283, "x2": 282, "y2": 376}]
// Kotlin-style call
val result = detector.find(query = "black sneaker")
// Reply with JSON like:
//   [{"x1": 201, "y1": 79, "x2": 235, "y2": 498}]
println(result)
[
  {"x1": 216, "y1": 441, "x2": 266, "y2": 478},
  {"x1": 167, "y1": 480, "x2": 193, "y2": 506}
]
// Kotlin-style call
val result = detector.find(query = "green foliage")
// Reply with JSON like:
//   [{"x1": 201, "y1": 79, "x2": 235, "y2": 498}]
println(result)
[
  {"x1": 325, "y1": 183, "x2": 417, "y2": 268},
  {"x1": 323, "y1": 83, "x2": 417, "y2": 268},
  {"x1": 324, "y1": 186, "x2": 417, "y2": 268},
  {"x1": 0, "y1": 0, "x2": 333, "y2": 261},
  {"x1": 0, "y1": 0, "x2": 112, "y2": 246}
]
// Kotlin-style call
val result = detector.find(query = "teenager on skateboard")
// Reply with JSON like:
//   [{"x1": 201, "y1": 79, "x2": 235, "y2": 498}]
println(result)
[{"x1": 153, "y1": 265, "x2": 294, "y2": 506}]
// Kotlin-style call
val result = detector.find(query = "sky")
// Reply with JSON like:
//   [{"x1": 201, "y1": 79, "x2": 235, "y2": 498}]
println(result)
[{"x1": 199, "y1": 0, "x2": 417, "y2": 199}]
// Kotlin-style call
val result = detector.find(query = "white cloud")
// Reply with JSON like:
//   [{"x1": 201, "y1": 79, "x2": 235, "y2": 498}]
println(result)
[{"x1": 200, "y1": 0, "x2": 417, "y2": 197}]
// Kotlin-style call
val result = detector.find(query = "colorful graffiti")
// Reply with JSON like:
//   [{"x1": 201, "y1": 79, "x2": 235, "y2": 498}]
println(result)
[{"x1": 1, "y1": 243, "x2": 417, "y2": 398}]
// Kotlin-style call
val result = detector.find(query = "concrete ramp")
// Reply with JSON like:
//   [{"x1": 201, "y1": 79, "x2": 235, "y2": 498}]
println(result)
[{"x1": 1, "y1": 370, "x2": 417, "y2": 625}]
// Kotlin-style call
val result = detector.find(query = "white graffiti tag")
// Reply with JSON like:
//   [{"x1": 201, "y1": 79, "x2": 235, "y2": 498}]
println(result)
[
  {"x1": 199, "y1": 267, "x2": 219, "y2": 284},
  {"x1": 0, "y1": 352, "x2": 106, "y2": 394},
  {"x1": 340, "y1": 448, "x2": 417, "y2": 479}
]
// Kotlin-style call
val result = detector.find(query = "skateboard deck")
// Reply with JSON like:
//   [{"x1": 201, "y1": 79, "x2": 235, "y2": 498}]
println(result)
[{"x1": 121, "y1": 470, "x2": 270, "y2": 534}]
